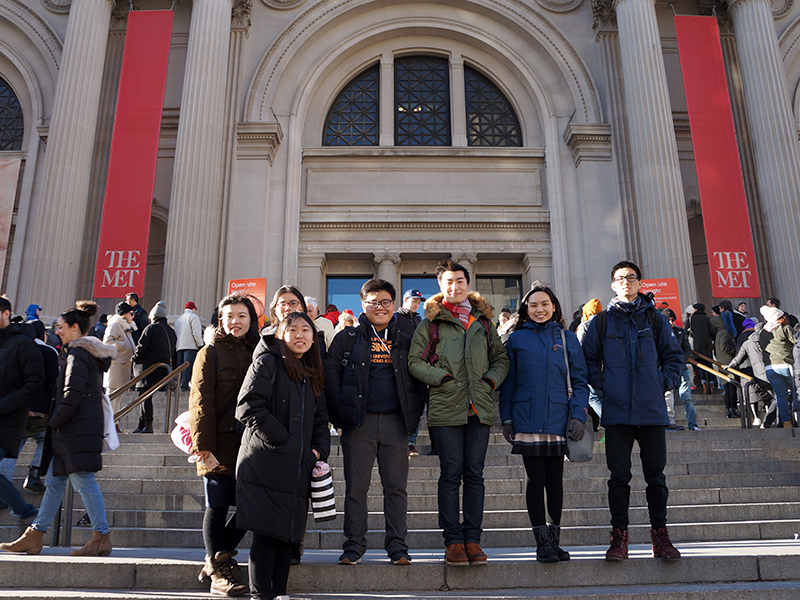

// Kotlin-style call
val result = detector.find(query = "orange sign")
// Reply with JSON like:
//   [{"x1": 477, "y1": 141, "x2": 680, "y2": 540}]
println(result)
[
  {"x1": 640, "y1": 278, "x2": 683, "y2": 327},
  {"x1": 228, "y1": 278, "x2": 267, "y2": 328}
]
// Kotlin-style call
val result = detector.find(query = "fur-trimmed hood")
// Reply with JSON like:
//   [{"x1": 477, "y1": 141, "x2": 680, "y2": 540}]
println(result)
[
  {"x1": 204, "y1": 325, "x2": 217, "y2": 346},
  {"x1": 423, "y1": 292, "x2": 494, "y2": 321},
  {"x1": 68, "y1": 334, "x2": 118, "y2": 360},
  {"x1": 107, "y1": 313, "x2": 134, "y2": 332}
]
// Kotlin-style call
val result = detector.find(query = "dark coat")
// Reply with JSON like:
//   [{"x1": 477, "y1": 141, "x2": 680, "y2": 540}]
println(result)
[
  {"x1": 189, "y1": 328, "x2": 255, "y2": 476},
  {"x1": 130, "y1": 305, "x2": 148, "y2": 344},
  {"x1": 582, "y1": 294, "x2": 684, "y2": 427},
  {"x1": 235, "y1": 335, "x2": 330, "y2": 542},
  {"x1": 324, "y1": 314, "x2": 423, "y2": 434},
  {"x1": 48, "y1": 336, "x2": 115, "y2": 475},
  {"x1": 0, "y1": 325, "x2": 44, "y2": 458},
  {"x1": 394, "y1": 308, "x2": 421, "y2": 340},
  {"x1": 710, "y1": 316, "x2": 736, "y2": 364},
  {"x1": 132, "y1": 318, "x2": 177, "y2": 388},
  {"x1": 499, "y1": 320, "x2": 588, "y2": 436},
  {"x1": 30, "y1": 339, "x2": 59, "y2": 416},
  {"x1": 671, "y1": 324, "x2": 692, "y2": 364},
  {"x1": 687, "y1": 311, "x2": 716, "y2": 360}
]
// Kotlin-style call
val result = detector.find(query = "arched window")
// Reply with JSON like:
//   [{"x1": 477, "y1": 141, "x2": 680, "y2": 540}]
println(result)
[
  {"x1": 323, "y1": 65, "x2": 379, "y2": 146},
  {"x1": 395, "y1": 56, "x2": 451, "y2": 146},
  {"x1": 0, "y1": 77, "x2": 24, "y2": 151},
  {"x1": 465, "y1": 66, "x2": 521, "y2": 147}
]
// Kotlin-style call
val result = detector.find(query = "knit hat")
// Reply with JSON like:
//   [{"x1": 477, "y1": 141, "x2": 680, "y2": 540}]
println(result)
[
  {"x1": 185, "y1": 301, "x2": 197, "y2": 310},
  {"x1": 149, "y1": 301, "x2": 168, "y2": 320},
  {"x1": 684, "y1": 305, "x2": 696, "y2": 315},
  {"x1": 115, "y1": 302, "x2": 134, "y2": 316},
  {"x1": 582, "y1": 298, "x2": 603, "y2": 320},
  {"x1": 760, "y1": 305, "x2": 784, "y2": 323},
  {"x1": 742, "y1": 318, "x2": 756, "y2": 330}
]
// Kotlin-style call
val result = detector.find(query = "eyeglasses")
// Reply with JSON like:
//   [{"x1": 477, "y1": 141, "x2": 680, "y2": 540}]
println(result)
[
  {"x1": 364, "y1": 299, "x2": 394, "y2": 309},
  {"x1": 613, "y1": 274, "x2": 639, "y2": 283},
  {"x1": 277, "y1": 300, "x2": 301, "y2": 309}
]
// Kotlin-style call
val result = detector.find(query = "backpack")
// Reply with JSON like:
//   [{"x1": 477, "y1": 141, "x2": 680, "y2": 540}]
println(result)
[
  {"x1": 421, "y1": 317, "x2": 492, "y2": 366},
  {"x1": 594, "y1": 306, "x2": 662, "y2": 370}
]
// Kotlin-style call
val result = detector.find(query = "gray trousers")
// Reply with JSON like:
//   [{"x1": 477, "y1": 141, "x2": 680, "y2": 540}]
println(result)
[{"x1": 341, "y1": 411, "x2": 409, "y2": 557}]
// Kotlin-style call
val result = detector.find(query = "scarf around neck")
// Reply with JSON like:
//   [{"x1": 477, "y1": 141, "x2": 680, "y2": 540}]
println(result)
[{"x1": 443, "y1": 299, "x2": 472, "y2": 329}]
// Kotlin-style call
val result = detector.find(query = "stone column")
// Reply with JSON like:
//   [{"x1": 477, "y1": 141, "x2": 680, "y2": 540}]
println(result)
[
  {"x1": 613, "y1": 0, "x2": 697, "y2": 304},
  {"x1": 26, "y1": 0, "x2": 114, "y2": 316},
  {"x1": 728, "y1": 0, "x2": 800, "y2": 304},
  {"x1": 162, "y1": 0, "x2": 233, "y2": 319},
  {"x1": 451, "y1": 253, "x2": 478, "y2": 285},
  {"x1": 373, "y1": 253, "x2": 401, "y2": 290}
]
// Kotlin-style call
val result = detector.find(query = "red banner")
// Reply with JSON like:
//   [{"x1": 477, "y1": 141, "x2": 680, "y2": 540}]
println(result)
[
  {"x1": 674, "y1": 16, "x2": 761, "y2": 298},
  {"x1": 92, "y1": 11, "x2": 172, "y2": 298},
  {"x1": 228, "y1": 278, "x2": 268, "y2": 328},
  {"x1": 640, "y1": 278, "x2": 683, "y2": 327}
]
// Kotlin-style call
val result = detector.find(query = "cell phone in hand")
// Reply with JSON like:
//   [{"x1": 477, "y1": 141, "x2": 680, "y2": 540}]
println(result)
[{"x1": 202, "y1": 452, "x2": 220, "y2": 471}]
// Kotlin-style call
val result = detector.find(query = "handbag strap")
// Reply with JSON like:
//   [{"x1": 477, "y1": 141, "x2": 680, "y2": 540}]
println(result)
[{"x1": 560, "y1": 329, "x2": 573, "y2": 400}]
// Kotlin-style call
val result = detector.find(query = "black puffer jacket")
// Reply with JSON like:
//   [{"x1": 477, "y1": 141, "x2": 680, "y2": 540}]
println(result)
[
  {"x1": 132, "y1": 318, "x2": 177, "y2": 387},
  {"x1": 0, "y1": 325, "x2": 44, "y2": 458},
  {"x1": 324, "y1": 315, "x2": 423, "y2": 433},
  {"x1": 235, "y1": 335, "x2": 330, "y2": 542},
  {"x1": 49, "y1": 336, "x2": 115, "y2": 475}
]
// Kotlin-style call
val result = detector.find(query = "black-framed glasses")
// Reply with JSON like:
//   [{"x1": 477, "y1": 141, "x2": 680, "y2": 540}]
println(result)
[
  {"x1": 364, "y1": 299, "x2": 395, "y2": 309},
  {"x1": 613, "y1": 274, "x2": 639, "y2": 283}
]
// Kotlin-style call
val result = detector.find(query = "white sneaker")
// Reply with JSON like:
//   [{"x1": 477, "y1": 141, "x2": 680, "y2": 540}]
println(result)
[
  {"x1": 273, "y1": 596, "x2": 291, "y2": 600},
  {"x1": 752, "y1": 418, "x2": 762, "y2": 427},
  {"x1": 330, "y1": 426, "x2": 338, "y2": 436}
]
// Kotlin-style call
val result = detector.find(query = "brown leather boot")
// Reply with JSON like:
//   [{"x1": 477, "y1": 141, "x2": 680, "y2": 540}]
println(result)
[
  {"x1": 651, "y1": 526, "x2": 681, "y2": 560},
  {"x1": 605, "y1": 527, "x2": 628, "y2": 561},
  {"x1": 0, "y1": 526, "x2": 44, "y2": 555},
  {"x1": 444, "y1": 543, "x2": 469, "y2": 566},
  {"x1": 464, "y1": 542, "x2": 488, "y2": 565},
  {"x1": 70, "y1": 531, "x2": 112, "y2": 556},
  {"x1": 209, "y1": 551, "x2": 248, "y2": 597}
]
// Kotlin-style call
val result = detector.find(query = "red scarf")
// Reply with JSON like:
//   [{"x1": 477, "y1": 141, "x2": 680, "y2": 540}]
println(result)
[{"x1": 443, "y1": 299, "x2": 471, "y2": 329}]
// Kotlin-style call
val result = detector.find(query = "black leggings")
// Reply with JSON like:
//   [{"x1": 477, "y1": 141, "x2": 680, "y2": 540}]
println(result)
[
  {"x1": 522, "y1": 455, "x2": 564, "y2": 527},
  {"x1": 202, "y1": 506, "x2": 247, "y2": 557},
  {"x1": 249, "y1": 533, "x2": 292, "y2": 599}
]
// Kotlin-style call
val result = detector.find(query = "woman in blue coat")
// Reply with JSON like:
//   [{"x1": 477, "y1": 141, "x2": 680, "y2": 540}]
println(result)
[{"x1": 499, "y1": 282, "x2": 589, "y2": 563}]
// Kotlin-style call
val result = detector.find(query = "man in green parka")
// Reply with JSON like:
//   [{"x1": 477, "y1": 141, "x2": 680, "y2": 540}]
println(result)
[{"x1": 408, "y1": 260, "x2": 509, "y2": 566}]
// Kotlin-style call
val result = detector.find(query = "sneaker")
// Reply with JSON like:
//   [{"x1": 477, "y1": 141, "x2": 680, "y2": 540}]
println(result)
[
  {"x1": 665, "y1": 424, "x2": 685, "y2": 431},
  {"x1": 330, "y1": 426, "x2": 338, "y2": 436},
  {"x1": 752, "y1": 418, "x2": 762, "y2": 427},
  {"x1": 408, "y1": 444, "x2": 419, "y2": 457},
  {"x1": 390, "y1": 550, "x2": 411, "y2": 565},
  {"x1": 689, "y1": 425, "x2": 702, "y2": 431},
  {"x1": 338, "y1": 550, "x2": 361, "y2": 565}
]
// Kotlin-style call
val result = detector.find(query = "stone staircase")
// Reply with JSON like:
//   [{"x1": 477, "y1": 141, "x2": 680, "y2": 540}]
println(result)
[{"x1": 1, "y1": 392, "x2": 799, "y2": 599}]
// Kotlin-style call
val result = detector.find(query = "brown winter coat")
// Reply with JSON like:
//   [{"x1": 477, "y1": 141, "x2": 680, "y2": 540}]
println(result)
[{"x1": 188, "y1": 328, "x2": 255, "y2": 476}]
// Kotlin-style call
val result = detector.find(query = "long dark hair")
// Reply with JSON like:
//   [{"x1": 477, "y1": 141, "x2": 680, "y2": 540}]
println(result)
[
  {"x1": 217, "y1": 294, "x2": 260, "y2": 347},
  {"x1": 268, "y1": 285, "x2": 307, "y2": 325},
  {"x1": 60, "y1": 300, "x2": 99, "y2": 335},
  {"x1": 276, "y1": 312, "x2": 324, "y2": 397},
  {"x1": 515, "y1": 281, "x2": 564, "y2": 330}
]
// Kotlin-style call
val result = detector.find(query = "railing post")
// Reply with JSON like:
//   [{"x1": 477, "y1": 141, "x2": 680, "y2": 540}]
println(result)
[{"x1": 62, "y1": 480, "x2": 74, "y2": 547}]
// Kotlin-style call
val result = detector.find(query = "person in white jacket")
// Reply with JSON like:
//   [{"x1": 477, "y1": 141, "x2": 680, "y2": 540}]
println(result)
[
  {"x1": 102, "y1": 302, "x2": 137, "y2": 411},
  {"x1": 175, "y1": 302, "x2": 203, "y2": 391}
]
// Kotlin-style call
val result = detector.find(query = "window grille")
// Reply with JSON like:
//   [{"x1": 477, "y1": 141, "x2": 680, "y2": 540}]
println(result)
[
  {"x1": 0, "y1": 78, "x2": 24, "y2": 151},
  {"x1": 323, "y1": 65, "x2": 379, "y2": 146},
  {"x1": 395, "y1": 56, "x2": 451, "y2": 146},
  {"x1": 465, "y1": 66, "x2": 521, "y2": 147}
]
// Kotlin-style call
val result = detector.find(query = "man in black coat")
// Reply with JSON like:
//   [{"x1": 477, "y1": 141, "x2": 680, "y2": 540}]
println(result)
[
  {"x1": 325, "y1": 279, "x2": 423, "y2": 566},
  {"x1": 0, "y1": 297, "x2": 43, "y2": 519},
  {"x1": 125, "y1": 292, "x2": 149, "y2": 344}
]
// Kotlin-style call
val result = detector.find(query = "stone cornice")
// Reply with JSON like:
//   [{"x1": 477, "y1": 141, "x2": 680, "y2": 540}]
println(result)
[
  {"x1": 236, "y1": 121, "x2": 283, "y2": 163},
  {"x1": 299, "y1": 222, "x2": 550, "y2": 231},
  {"x1": 563, "y1": 123, "x2": 612, "y2": 166}
]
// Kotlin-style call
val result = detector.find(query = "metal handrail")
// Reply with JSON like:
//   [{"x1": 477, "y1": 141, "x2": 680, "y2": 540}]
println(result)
[
  {"x1": 113, "y1": 362, "x2": 190, "y2": 427},
  {"x1": 688, "y1": 355, "x2": 750, "y2": 429},
  {"x1": 690, "y1": 350, "x2": 753, "y2": 381},
  {"x1": 107, "y1": 363, "x2": 166, "y2": 403}
]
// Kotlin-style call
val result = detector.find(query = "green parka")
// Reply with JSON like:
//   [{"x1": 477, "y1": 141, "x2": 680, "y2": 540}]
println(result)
[{"x1": 408, "y1": 292, "x2": 509, "y2": 427}]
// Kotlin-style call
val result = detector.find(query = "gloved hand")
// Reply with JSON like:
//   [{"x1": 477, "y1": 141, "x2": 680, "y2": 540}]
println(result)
[
  {"x1": 567, "y1": 418, "x2": 585, "y2": 442},
  {"x1": 502, "y1": 422, "x2": 515, "y2": 445}
]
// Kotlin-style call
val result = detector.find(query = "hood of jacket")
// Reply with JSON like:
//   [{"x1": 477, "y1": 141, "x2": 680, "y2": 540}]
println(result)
[
  {"x1": 607, "y1": 292, "x2": 655, "y2": 316},
  {"x1": 107, "y1": 314, "x2": 133, "y2": 332},
  {"x1": 423, "y1": 291, "x2": 494, "y2": 322},
  {"x1": 69, "y1": 335, "x2": 118, "y2": 361}
]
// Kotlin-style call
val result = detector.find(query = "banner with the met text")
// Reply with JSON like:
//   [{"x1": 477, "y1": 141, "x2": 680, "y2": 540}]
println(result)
[
  {"x1": 92, "y1": 11, "x2": 172, "y2": 298},
  {"x1": 674, "y1": 16, "x2": 760, "y2": 298}
]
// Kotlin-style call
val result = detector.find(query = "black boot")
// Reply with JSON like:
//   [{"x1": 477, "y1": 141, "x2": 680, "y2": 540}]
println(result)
[
  {"x1": 547, "y1": 523, "x2": 570, "y2": 561},
  {"x1": 532, "y1": 525, "x2": 558, "y2": 563},
  {"x1": 23, "y1": 467, "x2": 45, "y2": 493},
  {"x1": 132, "y1": 417, "x2": 153, "y2": 434}
]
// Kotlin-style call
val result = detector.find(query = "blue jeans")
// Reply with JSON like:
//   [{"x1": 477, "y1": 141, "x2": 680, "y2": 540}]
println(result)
[
  {"x1": 430, "y1": 415, "x2": 490, "y2": 546},
  {"x1": 588, "y1": 385, "x2": 603, "y2": 419},
  {"x1": 177, "y1": 349, "x2": 198, "y2": 390},
  {"x1": 676, "y1": 367, "x2": 697, "y2": 428},
  {"x1": 31, "y1": 465, "x2": 109, "y2": 534},
  {"x1": 0, "y1": 431, "x2": 46, "y2": 481},
  {"x1": 0, "y1": 447, "x2": 37, "y2": 519},
  {"x1": 765, "y1": 364, "x2": 796, "y2": 425}
]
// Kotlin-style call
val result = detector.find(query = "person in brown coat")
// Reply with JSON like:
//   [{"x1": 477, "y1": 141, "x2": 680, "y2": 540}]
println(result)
[{"x1": 189, "y1": 294, "x2": 259, "y2": 597}]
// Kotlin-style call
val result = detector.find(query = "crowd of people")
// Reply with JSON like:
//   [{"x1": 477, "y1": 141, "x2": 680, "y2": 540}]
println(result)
[{"x1": 1, "y1": 257, "x2": 798, "y2": 600}]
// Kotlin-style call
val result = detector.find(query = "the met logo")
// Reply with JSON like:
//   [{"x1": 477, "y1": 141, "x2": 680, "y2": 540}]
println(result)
[
  {"x1": 713, "y1": 251, "x2": 752, "y2": 289},
  {"x1": 100, "y1": 250, "x2": 141, "y2": 288}
]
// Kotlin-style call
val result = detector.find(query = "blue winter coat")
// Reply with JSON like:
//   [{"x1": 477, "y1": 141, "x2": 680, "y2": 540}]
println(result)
[
  {"x1": 499, "y1": 320, "x2": 588, "y2": 437},
  {"x1": 582, "y1": 294, "x2": 684, "y2": 427}
]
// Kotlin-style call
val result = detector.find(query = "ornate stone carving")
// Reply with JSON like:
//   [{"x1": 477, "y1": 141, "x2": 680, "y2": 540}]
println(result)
[
  {"x1": 327, "y1": 261, "x2": 373, "y2": 273},
  {"x1": 700, "y1": 2, "x2": 733, "y2": 35},
  {"x1": 563, "y1": 123, "x2": 612, "y2": 166},
  {"x1": 451, "y1": 253, "x2": 478, "y2": 266},
  {"x1": 373, "y1": 253, "x2": 401, "y2": 266},
  {"x1": 236, "y1": 122, "x2": 283, "y2": 164},
  {"x1": 298, "y1": 222, "x2": 550, "y2": 230},
  {"x1": 42, "y1": 0, "x2": 71, "y2": 14},
  {"x1": 261, "y1": 0, "x2": 304, "y2": 9},
  {"x1": 773, "y1": 0, "x2": 794, "y2": 18},
  {"x1": 232, "y1": 0, "x2": 252, "y2": 27},
  {"x1": 111, "y1": 0, "x2": 136, "y2": 29},
  {"x1": 534, "y1": 0, "x2": 583, "y2": 13},
  {"x1": 592, "y1": 0, "x2": 617, "y2": 30}
]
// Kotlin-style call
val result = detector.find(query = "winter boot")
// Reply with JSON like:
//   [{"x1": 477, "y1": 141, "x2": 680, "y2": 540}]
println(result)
[
  {"x1": 23, "y1": 466, "x2": 45, "y2": 493},
  {"x1": 0, "y1": 526, "x2": 44, "y2": 555},
  {"x1": 209, "y1": 550, "x2": 248, "y2": 597},
  {"x1": 532, "y1": 525, "x2": 558, "y2": 563},
  {"x1": 547, "y1": 524, "x2": 570, "y2": 561},
  {"x1": 650, "y1": 526, "x2": 681, "y2": 560},
  {"x1": 132, "y1": 416, "x2": 153, "y2": 434},
  {"x1": 605, "y1": 528, "x2": 628, "y2": 561},
  {"x1": 199, "y1": 550, "x2": 244, "y2": 585},
  {"x1": 70, "y1": 531, "x2": 112, "y2": 556}
]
